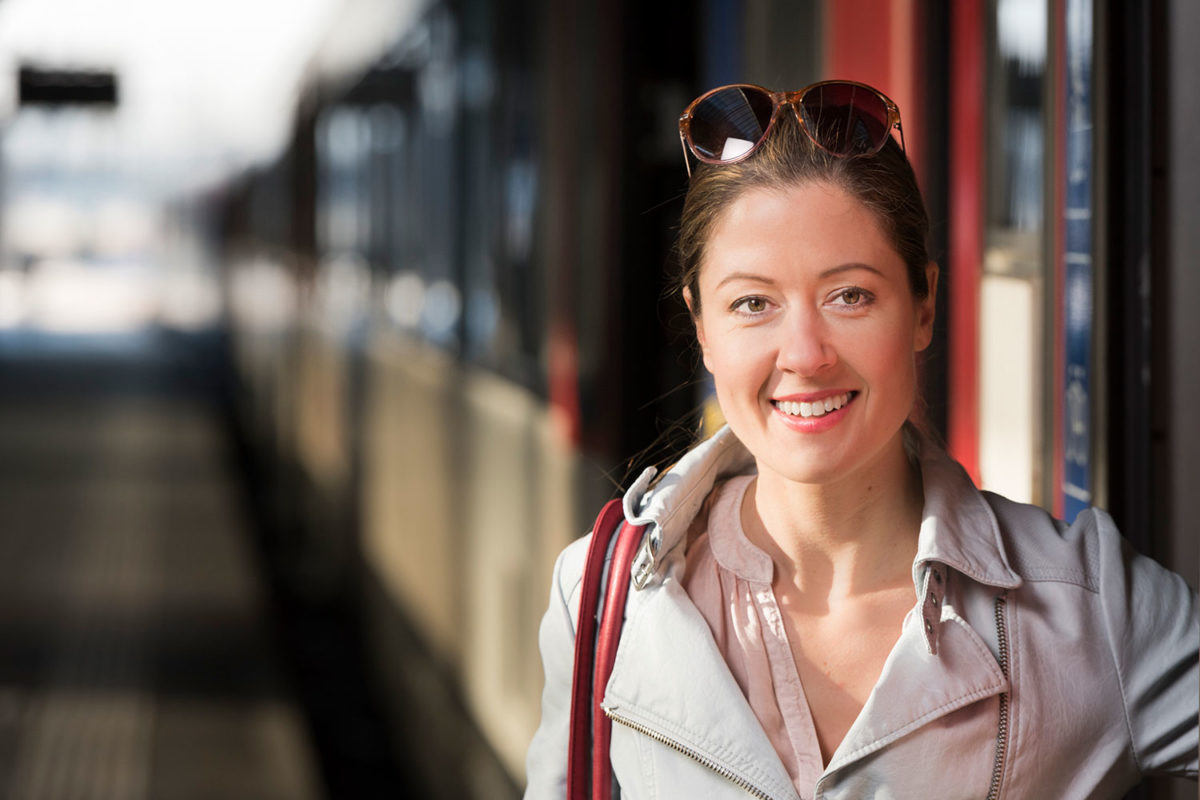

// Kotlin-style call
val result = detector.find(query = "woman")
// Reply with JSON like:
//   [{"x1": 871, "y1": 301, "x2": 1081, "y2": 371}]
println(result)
[{"x1": 525, "y1": 82, "x2": 1199, "y2": 799}]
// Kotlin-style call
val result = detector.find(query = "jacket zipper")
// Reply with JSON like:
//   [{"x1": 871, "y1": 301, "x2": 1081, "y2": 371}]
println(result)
[
  {"x1": 986, "y1": 595, "x2": 1010, "y2": 800},
  {"x1": 604, "y1": 707, "x2": 783, "y2": 800}
]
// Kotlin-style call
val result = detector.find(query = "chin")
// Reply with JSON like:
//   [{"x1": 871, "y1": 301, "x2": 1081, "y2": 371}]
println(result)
[
  {"x1": 749, "y1": 425, "x2": 909, "y2": 489},
  {"x1": 754, "y1": 449, "x2": 850, "y2": 487}
]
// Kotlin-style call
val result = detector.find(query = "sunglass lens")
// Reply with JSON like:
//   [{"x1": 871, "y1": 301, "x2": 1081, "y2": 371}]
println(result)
[
  {"x1": 799, "y1": 83, "x2": 890, "y2": 155},
  {"x1": 688, "y1": 87, "x2": 775, "y2": 161}
]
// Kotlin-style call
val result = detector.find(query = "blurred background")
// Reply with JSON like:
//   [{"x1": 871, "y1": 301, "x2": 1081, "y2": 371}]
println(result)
[{"x1": 0, "y1": 0, "x2": 1196, "y2": 797}]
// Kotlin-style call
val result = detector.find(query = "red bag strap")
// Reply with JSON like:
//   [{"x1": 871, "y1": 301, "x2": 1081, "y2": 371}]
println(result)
[
  {"x1": 566, "y1": 499, "x2": 625, "y2": 797},
  {"x1": 591, "y1": 514, "x2": 644, "y2": 798},
  {"x1": 566, "y1": 498, "x2": 646, "y2": 799}
]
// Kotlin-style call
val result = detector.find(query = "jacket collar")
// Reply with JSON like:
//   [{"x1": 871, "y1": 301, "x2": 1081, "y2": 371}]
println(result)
[
  {"x1": 623, "y1": 426, "x2": 1022, "y2": 594},
  {"x1": 912, "y1": 438, "x2": 1022, "y2": 590}
]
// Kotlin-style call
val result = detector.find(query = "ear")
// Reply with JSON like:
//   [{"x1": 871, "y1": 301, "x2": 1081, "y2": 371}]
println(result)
[
  {"x1": 913, "y1": 262, "x2": 938, "y2": 352},
  {"x1": 683, "y1": 288, "x2": 713, "y2": 372}
]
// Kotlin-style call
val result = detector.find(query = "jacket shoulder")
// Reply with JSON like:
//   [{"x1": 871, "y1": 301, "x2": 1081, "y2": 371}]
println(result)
[
  {"x1": 983, "y1": 491, "x2": 1104, "y2": 592},
  {"x1": 548, "y1": 534, "x2": 594, "y2": 634}
]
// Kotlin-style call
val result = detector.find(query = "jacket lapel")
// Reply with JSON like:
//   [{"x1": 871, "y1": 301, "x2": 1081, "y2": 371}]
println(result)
[
  {"x1": 602, "y1": 577, "x2": 802, "y2": 800},
  {"x1": 825, "y1": 604, "x2": 1008, "y2": 775},
  {"x1": 823, "y1": 443, "x2": 1014, "y2": 776}
]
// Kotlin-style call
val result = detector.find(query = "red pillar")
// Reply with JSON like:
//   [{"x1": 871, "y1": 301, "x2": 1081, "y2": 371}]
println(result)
[{"x1": 946, "y1": 0, "x2": 984, "y2": 483}]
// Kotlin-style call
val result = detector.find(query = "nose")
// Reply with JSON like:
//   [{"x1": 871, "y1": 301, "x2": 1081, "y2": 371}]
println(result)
[{"x1": 776, "y1": 307, "x2": 836, "y2": 376}]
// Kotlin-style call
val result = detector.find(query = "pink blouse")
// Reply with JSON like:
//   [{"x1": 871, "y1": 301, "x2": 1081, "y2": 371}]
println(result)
[{"x1": 681, "y1": 474, "x2": 824, "y2": 797}]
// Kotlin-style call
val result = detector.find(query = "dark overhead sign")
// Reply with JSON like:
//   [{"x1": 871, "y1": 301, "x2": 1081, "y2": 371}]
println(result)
[{"x1": 18, "y1": 66, "x2": 119, "y2": 107}]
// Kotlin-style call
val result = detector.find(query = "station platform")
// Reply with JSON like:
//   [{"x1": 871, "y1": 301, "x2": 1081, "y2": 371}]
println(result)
[{"x1": 0, "y1": 330, "x2": 326, "y2": 799}]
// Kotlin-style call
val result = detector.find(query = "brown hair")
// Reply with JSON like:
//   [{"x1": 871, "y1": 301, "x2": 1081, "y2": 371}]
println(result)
[{"x1": 677, "y1": 113, "x2": 930, "y2": 316}]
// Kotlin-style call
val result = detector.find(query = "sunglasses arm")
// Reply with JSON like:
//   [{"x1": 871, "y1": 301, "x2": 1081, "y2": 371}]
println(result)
[{"x1": 678, "y1": 127, "x2": 693, "y2": 178}]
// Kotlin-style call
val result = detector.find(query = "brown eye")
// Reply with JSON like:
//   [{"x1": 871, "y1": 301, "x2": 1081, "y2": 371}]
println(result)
[
  {"x1": 733, "y1": 296, "x2": 768, "y2": 314},
  {"x1": 839, "y1": 289, "x2": 863, "y2": 305}
]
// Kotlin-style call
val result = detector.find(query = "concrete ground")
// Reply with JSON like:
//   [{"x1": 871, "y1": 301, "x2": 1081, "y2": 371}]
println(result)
[{"x1": 0, "y1": 330, "x2": 324, "y2": 800}]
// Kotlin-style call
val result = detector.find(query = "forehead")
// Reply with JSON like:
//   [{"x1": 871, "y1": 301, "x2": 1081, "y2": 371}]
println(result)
[{"x1": 700, "y1": 181, "x2": 900, "y2": 283}]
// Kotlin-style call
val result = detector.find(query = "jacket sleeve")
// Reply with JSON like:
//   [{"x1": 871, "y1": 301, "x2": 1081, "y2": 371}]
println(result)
[
  {"x1": 524, "y1": 536, "x2": 590, "y2": 799},
  {"x1": 1093, "y1": 509, "x2": 1199, "y2": 778}
]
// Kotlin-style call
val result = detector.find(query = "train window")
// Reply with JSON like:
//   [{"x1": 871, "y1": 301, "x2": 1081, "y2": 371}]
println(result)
[
  {"x1": 458, "y1": 1, "x2": 544, "y2": 388},
  {"x1": 367, "y1": 104, "x2": 404, "y2": 274},
  {"x1": 317, "y1": 107, "x2": 371, "y2": 259},
  {"x1": 329, "y1": 0, "x2": 546, "y2": 387},
  {"x1": 979, "y1": 0, "x2": 1051, "y2": 505}
]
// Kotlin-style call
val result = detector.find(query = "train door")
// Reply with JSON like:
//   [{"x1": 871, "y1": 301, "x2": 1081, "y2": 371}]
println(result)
[{"x1": 947, "y1": 0, "x2": 1094, "y2": 517}]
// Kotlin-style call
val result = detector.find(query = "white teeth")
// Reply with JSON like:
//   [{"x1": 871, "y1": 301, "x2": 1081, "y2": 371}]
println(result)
[{"x1": 775, "y1": 392, "x2": 851, "y2": 418}]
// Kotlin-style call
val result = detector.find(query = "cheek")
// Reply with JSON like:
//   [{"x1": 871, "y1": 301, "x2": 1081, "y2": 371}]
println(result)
[
  {"x1": 707, "y1": 336, "x2": 776, "y2": 414},
  {"x1": 699, "y1": 328, "x2": 753, "y2": 390},
  {"x1": 856, "y1": 317, "x2": 920, "y2": 388},
  {"x1": 697, "y1": 318, "x2": 736, "y2": 375},
  {"x1": 702, "y1": 337, "x2": 735, "y2": 382}
]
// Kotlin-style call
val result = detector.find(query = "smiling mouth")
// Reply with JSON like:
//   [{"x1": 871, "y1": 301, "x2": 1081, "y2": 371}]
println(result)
[{"x1": 772, "y1": 391, "x2": 855, "y2": 419}]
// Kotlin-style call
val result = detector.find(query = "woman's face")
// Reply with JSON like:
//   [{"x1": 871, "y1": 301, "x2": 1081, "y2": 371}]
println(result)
[{"x1": 690, "y1": 181, "x2": 936, "y2": 487}]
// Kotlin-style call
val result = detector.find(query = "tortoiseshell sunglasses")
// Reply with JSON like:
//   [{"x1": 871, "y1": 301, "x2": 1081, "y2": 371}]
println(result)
[{"x1": 678, "y1": 80, "x2": 905, "y2": 176}]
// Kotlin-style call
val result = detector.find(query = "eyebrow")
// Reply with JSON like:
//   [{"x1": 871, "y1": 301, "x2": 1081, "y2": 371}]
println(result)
[{"x1": 713, "y1": 263, "x2": 887, "y2": 290}]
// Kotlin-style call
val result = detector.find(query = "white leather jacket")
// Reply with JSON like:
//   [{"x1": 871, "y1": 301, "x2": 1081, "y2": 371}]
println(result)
[{"x1": 525, "y1": 427, "x2": 1199, "y2": 799}]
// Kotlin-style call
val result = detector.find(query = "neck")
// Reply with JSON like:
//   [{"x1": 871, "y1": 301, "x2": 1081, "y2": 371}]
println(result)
[{"x1": 742, "y1": 431, "x2": 923, "y2": 600}]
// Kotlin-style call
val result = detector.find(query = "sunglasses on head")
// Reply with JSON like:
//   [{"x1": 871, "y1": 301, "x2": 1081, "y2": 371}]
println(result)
[{"x1": 677, "y1": 80, "x2": 905, "y2": 176}]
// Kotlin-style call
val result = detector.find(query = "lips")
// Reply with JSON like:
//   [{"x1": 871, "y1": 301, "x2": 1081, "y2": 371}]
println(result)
[{"x1": 771, "y1": 391, "x2": 855, "y2": 419}]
